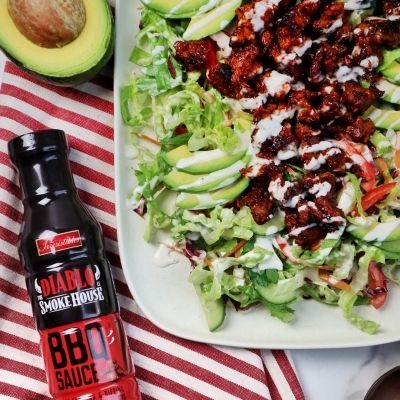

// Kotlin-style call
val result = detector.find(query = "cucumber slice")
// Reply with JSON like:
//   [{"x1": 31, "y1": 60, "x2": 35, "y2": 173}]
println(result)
[
  {"x1": 376, "y1": 79, "x2": 400, "y2": 105},
  {"x1": 363, "y1": 106, "x2": 400, "y2": 130},
  {"x1": 194, "y1": 285, "x2": 226, "y2": 331},
  {"x1": 255, "y1": 272, "x2": 304, "y2": 305}
]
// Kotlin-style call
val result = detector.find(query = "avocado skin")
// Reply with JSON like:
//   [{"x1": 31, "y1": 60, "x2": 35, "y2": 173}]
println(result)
[{"x1": 1, "y1": 2, "x2": 114, "y2": 87}]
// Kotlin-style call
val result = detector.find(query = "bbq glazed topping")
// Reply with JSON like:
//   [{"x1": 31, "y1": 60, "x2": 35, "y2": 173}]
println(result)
[{"x1": 174, "y1": 0, "x2": 400, "y2": 249}]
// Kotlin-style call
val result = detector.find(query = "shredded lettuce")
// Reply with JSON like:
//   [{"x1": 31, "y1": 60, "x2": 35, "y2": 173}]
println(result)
[
  {"x1": 262, "y1": 301, "x2": 296, "y2": 323},
  {"x1": 338, "y1": 291, "x2": 379, "y2": 334},
  {"x1": 370, "y1": 130, "x2": 394, "y2": 158},
  {"x1": 172, "y1": 206, "x2": 284, "y2": 245},
  {"x1": 351, "y1": 246, "x2": 385, "y2": 294},
  {"x1": 347, "y1": 173, "x2": 365, "y2": 217},
  {"x1": 332, "y1": 243, "x2": 356, "y2": 280}
]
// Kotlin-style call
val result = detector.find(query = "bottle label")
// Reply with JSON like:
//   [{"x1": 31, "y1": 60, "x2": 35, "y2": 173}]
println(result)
[
  {"x1": 36, "y1": 230, "x2": 82, "y2": 256},
  {"x1": 34, "y1": 264, "x2": 105, "y2": 315},
  {"x1": 40, "y1": 313, "x2": 137, "y2": 398},
  {"x1": 28, "y1": 261, "x2": 119, "y2": 330}
]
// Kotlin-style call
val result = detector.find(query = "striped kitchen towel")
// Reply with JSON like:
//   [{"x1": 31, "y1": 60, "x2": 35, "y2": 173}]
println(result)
[{"x1": 0, "y1": 60, "x2": 305, "y2": 400}]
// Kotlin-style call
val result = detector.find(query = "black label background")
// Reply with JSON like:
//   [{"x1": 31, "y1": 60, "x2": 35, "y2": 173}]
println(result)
[{"x1": 27, "y1": 260, "x2": 118, "y2": 330}]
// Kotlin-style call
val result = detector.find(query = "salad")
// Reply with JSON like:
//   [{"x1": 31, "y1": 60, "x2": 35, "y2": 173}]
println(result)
[{"x1": 121, "y1": 0, "x2": 400, "y2": 334}]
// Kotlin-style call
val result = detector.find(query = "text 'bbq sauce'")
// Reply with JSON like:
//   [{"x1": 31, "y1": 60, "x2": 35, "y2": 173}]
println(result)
[{"x1": 8, "y1": 130, "x2": 142, "y2": 400}]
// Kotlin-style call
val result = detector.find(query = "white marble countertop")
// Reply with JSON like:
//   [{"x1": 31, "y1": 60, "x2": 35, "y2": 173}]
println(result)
[{"x1": 1, "y1": 51, "x2": 399, "y2": 400}]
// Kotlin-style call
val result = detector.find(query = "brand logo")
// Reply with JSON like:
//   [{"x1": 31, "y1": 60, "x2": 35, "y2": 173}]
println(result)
[
  {"x1": 34, "y1": 265, "x2": 105, "y2": 315},
  {"x1": 36, "y1": 230, "x2": 82, "y2": 256}
]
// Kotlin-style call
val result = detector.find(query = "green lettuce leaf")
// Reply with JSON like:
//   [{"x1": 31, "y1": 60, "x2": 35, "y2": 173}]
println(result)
[{"x1": 338, "y1": 291, "x2": 379, "y2": 334}]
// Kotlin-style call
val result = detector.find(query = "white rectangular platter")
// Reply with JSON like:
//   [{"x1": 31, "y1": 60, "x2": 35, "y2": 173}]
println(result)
[{"x1": 114, "y1": 0, "x2": 400, "y2": 349}]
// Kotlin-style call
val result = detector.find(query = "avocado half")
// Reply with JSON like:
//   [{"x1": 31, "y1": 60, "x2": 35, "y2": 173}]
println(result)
[{"x1": 0, "y1": 0, "x2": 114, "y2": 86}]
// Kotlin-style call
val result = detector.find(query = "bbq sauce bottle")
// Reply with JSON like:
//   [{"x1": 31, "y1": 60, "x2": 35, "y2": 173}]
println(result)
[{"x1": 8, "y1": 130, "x2": 142, "y2": 400}]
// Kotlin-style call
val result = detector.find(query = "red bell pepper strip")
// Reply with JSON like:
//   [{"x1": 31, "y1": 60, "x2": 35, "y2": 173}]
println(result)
[
  {"x1": 368, "y1": 261, "x2": 388, "y2": 309},
  {"x1": 361, "y1": 182, "x2": 397, "y2": 212}
]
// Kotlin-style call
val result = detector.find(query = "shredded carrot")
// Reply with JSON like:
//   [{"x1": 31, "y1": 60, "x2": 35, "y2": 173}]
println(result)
[
  {"x1": 395, "y1": 150, "x2": 400, "y2": 170},
  {"x1": 225, "y1": 239, "x2": 248, "y2": 258},
  {"x1": 138, "y1": 133, "x2": 160, "y2": 146},
  {"x1": 318, "y1": 265, "x2": 336, "y2": 271},
  {"x1": 319, "y1": 270, "x2": 352, "y2": 292},
  {"x1": 204, "y1": 258, "x2": 212, "y2": 267},
  {"x1": 376, "y1": 157, "x2": 392, "y2": 183}
]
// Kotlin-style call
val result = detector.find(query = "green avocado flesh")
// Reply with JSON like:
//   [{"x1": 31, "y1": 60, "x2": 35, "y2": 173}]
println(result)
[
  {"x1": 176, "y1": 177, "x2": 249, "y2": 209},
  {"x1": 163, "y1": 145, "x2": 247, "y2": 174},
  {"x1": 373, "y1": 240, "x2": 400, "y2": 253},
  {"x1": 364, "y1": 106, "x2": 400, "y2": 130},
  {"x1": 141, "y1": 0, "x2": 211, "y2": 18},
  {"x1": 163, "y1": 156, "x2": 249, "y2": 192},
  {"x1": 0, "y1": 0, "x2": 113, "y2": 86},
  {"x1": 348, "y1": 219, "x2": 400, "y2": 242},
  {"x1": 183, "y1": 0, "x2": 242, "y2": 40},
  {"x1": 382, "y1": 61, "x2": 400, "y2": 84}
]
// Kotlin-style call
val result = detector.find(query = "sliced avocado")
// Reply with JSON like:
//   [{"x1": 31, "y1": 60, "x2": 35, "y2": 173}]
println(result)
[
  {"x1": 378, "y1": 249, "x2": 400, "y2": 260},
  {"x1": 373, "y1": 240, "x2": 400, "y2": 254},
  {"x1": 163, "y1": 145, "x2": 247, "y2": 174},
  {"x1": 183, "y1": 0, "x2": 241, "y2": 41},
  {"x1": 141, "y1": 0, "x2": 212, "y2": 19},
  {"x1": 381, "y1": 61, "x2": 400, "y2": 84},
  {"x1": 363, "y1": 106, "x2": 400, "y2": 130},
  {"x1": 194, "y1": 285, "x2": 225, "y2": 331},
  {"x1": 176, "y1": 177, "x2": 249, "y2": 209},
  {"x1": 376, "y1": 79, "x2": 400, "y2": 105},
  {"x1": 0, "y1": 0, "x2": 113, "y2": 86},
  {"x1": 347, "y1": 219, "x2": 400, "y2": 242},
  {"x1": 379, "y1": 49, "x2": 400, "y2": 72},
  {"x1": 163, "y1": 156, "x2": 249, "y2": 193}
]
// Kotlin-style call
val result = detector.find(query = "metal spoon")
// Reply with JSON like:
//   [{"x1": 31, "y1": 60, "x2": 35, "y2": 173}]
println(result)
[{"x1": 364, "y1": 366, "x2": 400, "y2": 400}]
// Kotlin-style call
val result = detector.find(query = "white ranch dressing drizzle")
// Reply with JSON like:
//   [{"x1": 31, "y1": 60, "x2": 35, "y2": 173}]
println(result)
[
  {"x1": 360, "y1": 56, "x2": 379, "y2": 69},
  {"x1": 299, "y1": 140, "x2": 336, "y2": 155},
  {"x1": 263, "y1": 70, "x2": 293, "y2": 96},
  {"x1": 335, "y1": 65, "x2": 365, "y2": 82},
  {"x1": 239, "y1": 93, "x2": 269, "y2": 110},
  {"x1": 268, "y1": 179, "x2": 304, "y2": 207},
  {"x1": 253, "y1": 107, "x2": 296, "y2": 152},
  {"x1": 153, "y1": 243, "x2": 188, "y2": 268},
  {"x1": 276, "y1": 142, "x2": 298, "y2": 160},
  {"x1": 289, "y1": 223, "x2": 317, "y2": 237},
  {"x1": 325, "y1": 18, "x2": 343, "y2": 34},
  {"x1": 309, "y1": 181, "x2": 332, "y2": 197},
  {"x1": 245, "y1": 0, "x2": 282, "y2": 32},
  {"x1": 344, "y1": 0, "x2": 373, "y2": 10},
  {"x1": 211, "y1": 32, "x2": 232, "y2": 58}
]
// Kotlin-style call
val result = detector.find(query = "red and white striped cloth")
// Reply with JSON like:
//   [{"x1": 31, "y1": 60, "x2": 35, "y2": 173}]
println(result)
[{"x1": 0, "y1": 60, "x2": 305, "y2": 400}]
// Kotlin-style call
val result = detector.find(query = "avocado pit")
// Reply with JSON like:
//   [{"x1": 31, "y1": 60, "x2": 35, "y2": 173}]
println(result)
[{"x1": 7, "y1": 0, "x2": 86, "y2": 48}]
